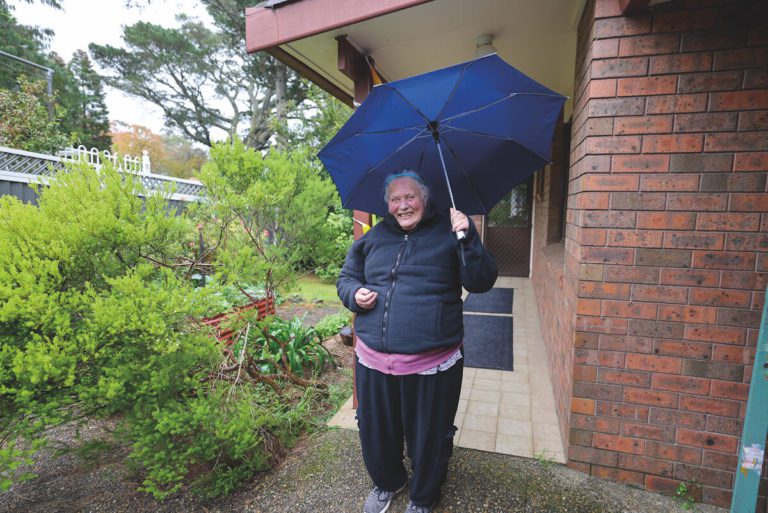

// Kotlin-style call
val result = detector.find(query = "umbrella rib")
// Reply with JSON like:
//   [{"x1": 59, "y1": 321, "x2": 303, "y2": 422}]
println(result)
[
  {"x1": 440, "y1": 126, "x2": 551, "y2": 162},
  {"x1": 441, "y1": 91, "x2": 563, "y2": 125},
  {"x1": 379, "y1": 84, "x2": 431, "y2": 123},
  {"x1": 440, "y1": 137, "x2": 489, "y2": 214},
  {"x1": 434, "y1": 61, "x2": 470, "y2": 122},
  {"x1": 357, "y1": 125, "x2": 424, "y2": 136},
  {"x1": 343, "y1": 128, "x2": 429, "y2": 209}
]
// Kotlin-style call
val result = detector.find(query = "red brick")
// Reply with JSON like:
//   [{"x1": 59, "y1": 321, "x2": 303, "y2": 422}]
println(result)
[
  {"x1": 674, "y1": 462, "x2": 733, "y2": 488},
  {"x1": 611, "y1": 192, "x2": 666, "y2": 210},
  {"x1": 685, "y1": 325, "x2": 746, "y2": 345},
  {"x1": 574, "y1": 382, "x2": 624, "y2": 402},
  {"x1": 666, "y1": 193, "x2": 728, "y2": 211},
  {"x1": 646, "y1": 94, "x2": 707, "y2": 114},
  {"x1": 623, "y1": 387, "x2": 679, "y2": 408},
  {"x1": 631, "y1": 285, "x2": 687, "y2": 303},
  {"x1": 739, "y1": 110, "x2": 768, "y2": 131},
  {"x1": 681, "y1": 28, "x2": 744, "y2": 52},
  {"x1": 596, "y1": 401, "x2": 646, "y2": 420},
  {"x1": 591, "y1": 465, "x2": 645, "y2": 485},
  {"x1": 593, "y1": 39, "x2": 619, "y2": 59},
  {"x1": 571, "y1": 192, "x2": 610, "y2": 210},
  {"x1": 619, "y1": 34, "x2": 679, "y2": 57},
  {"x1": 710, "y1": 89, "x2": 768, "y2": 111},
  {"x1": 706, "y1": 416, "x2": 743, "y2": 437},
  {"x1": 575, "y1": 332, "x2": 599, "y2": 349},
  {"x1": 678, "y1": 71, "x2": 743, "y2": 93},
  {"x1": 598, "y1": 350, "x2": 627, "y2": 368},
  {"x1": 628, "y1": 319, "x2": 685, "y2": 339},
  {"x1": 645, "y1": 441, "x2": 702, "y2": 464},
  {"x1": 622, "y1": 421, "x2": 677, "y2": 443},
  {"x1": 577, "y1": 227, "x2": 608, "y2": 246},
  {"x1": 654, "y1": 339, "x2": 712, "y2": 360},
  {"x1": 725, "y1": 233, "x2": 768, "y2": 252},
  {"x1": 663, "y1": 232, "x2": 724, "y2": 250},
  {"x1": 650, "y1": 53, "x2": 713, "y2": 75},
  {"x1": 636, "y1": 248, "x2": 691, "y2": 267},
  {"x1": 603, "y1": 300, "x2": 657, "y2": 319},
  {"x1": 575, "y1": 348, "x2": 599, "y2": 365},
  {"x1": 714, "y1": 48, "x2": 768, "y2": 71},
  {"x1": 592, "y1": 57, "x2": 650, "y2": 79},
  {"x1": 710, "y1": 380, "x2": 749, "y2": 402},
  {"x1": 576, "y1": 298, "x2": 602, "y2": 317},
  {"x1": 637, "y1": 212, "x2": 695, "y2": 230},
  {"x1": 652, "y1": 374, "x2": 711, "y2": 395},
  {"x1": 618, "y1": 76, "x2": 677, "y2": 96},
  {"x1": 645, "y1": 475, "x2": 685, "y2": 494},
  {"x1": 587, "y1": 79, "x2": 617, "y2": 99},
  {"x1": 730, "y1": 193, "x2": 768, "y2": 212},
  {"x1": 675, "y1": 112, "x2": 738, "y2": 133},
  {"x1": 604, "y1": 265, "x2": 659, "y2": 284},
  {"x1": 593, "y1": 433, "x2": 645, "y2": 455},
  {"x1": 670, "y1": 153, "x2": 732, "y2": 173},
  {"x1": 733, "y1": 152, "x2": 768, "y2": 172},
  {"x1": 692, "y1": 250, "x2": 757, "y2": 271},
  {"x1": 705, "y1": 132, "x2": 768, "y2": 152},
  {"x1": 697, "y1": 213, "x2": 761, "y2": 231},
  {"x1": 627, "y1": 355, "x2": 683, "y2": 375},
  {"x1": 598, "y1": 368, "x2": 650, "y2": 387},
  {"x1": 701, "y1": 487, "x2": 732, "y2": 509},
  {"x1": 683, "y1": 359, "x2": 743, "y2": 382},
  {"x1": 586, "y1": 136, "x2": 642, "y2": 154},
  {"x1": 582, "y1": 246, "x2": 635, "y2": 265},
  {"x1": 572, "y1": 397, "x2": 595, "y2": 415},
  {"x1": 576, "y1": 316, "x2": 629, "y2": 335},
  {"x1": 659, "y1": 305, "x2": 717, "y2": 324},
  {"x1": 614, "y1": 115, "x2": 673, "y2": 135},
  {"x1": 643, "y1": 134, "x2": 704, "y2": 153},
  {"x1": 580, "y1": 174, "x2": 639, "y2": 191},
  {"x1": 660, "y1": 268, "x2": 718, "y2": 287},
  {"x1": 712, "y1": 345, "x2": 749, "y2": 365},
  {"x1": 568, "y1": 445, "x2": 618, "y2": 466},
  {"x1": 581, "y1": 210, "x2": 636, "y2": 228},
  {"x1": 607, "y1": 230, "x2": 663, "y2": 248},
  {"x1": 653, "y1": 8, "x2": 717, "y2": 32},
  {"x1": 588, "y1": 97, "x2": 645, "y2": 117},
  {"x1": 701, "y1": 173, "x2": 766, "y2": 193},
  {"x1": 579, "y1": 282, "x2": 631, "y2": 301},
  {"x1": 717, "y1": 308, "x2": 762, "y2": 328},
  {"x1": 640, "y1": 174, "x2": 699, "y2": 191},
  {"x1": 612, "y1": 154, "x2": 669, "y2": 173},
  {"x1": 600, "y1": 334, "x2": 653, "y2": 353},
  {"x1": 574, "y1": 364, "x2": 597, "y2": 383},
  {"x1": 595, "y1": 17, "x2": 652, "y2": 38},
  {"x1": 618, "y1": 454, "x2": 673, "y2": 477},
  {"x1": 690, "y1": 288, "x2": 751, "y2": 308},
  {"x1": 649, "y1": 407, "x2": 707, "y2": 430},
  {"x1": 679, "y1": 396, "x2": 741, "y2": 418},
  {"x1": 702, "y1": 449, "x2": 739, "y2": 471}
]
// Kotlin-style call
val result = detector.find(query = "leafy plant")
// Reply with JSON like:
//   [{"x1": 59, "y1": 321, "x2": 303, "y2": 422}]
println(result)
[
  {"x1": 315, "y1": 311, "x2": 352, "y2": 340},
  {"x1": 674, "y1": 482, "x2": 697, "y2": 510}
]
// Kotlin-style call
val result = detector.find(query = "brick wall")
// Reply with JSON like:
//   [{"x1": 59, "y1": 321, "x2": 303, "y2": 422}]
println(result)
[
  {"x1": 532, "y1": 115, "x2": 577, "y2": 447},
  {"x1": 567, "y1": 0, "x2": 768, "y2": 507}
]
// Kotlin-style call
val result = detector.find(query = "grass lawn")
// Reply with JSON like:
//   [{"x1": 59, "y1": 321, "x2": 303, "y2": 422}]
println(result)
[{"x1": 288, "y1": 273, "x2": 342, "y2": 306}]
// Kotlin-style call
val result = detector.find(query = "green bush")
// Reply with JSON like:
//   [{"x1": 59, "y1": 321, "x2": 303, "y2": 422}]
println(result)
[
  {"x1": 315, "y1": 311, "x2": 352, "y2": 340},
  {"x1": 0, "y1": 160, "x2": 334, "y2": 498}
]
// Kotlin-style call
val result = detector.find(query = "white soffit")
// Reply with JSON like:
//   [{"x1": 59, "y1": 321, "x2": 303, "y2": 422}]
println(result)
[{"x1": 279, "y1": 0, "x2": 581, "y2": 118}]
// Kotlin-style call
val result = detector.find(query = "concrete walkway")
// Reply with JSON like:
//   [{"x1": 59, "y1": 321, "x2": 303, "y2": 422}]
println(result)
[{"x1": 329, "y1": 277, "x2": 566, "y2": 463}]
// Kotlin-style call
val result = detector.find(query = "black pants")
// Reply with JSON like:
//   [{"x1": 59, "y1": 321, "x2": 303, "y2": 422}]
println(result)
[{"x1": 355, "y1": 356, "x2": 463, "y2": 507}]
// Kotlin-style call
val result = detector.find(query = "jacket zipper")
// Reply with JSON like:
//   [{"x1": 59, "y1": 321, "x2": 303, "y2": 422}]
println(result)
[{"x1": 381, "y1": 233, "x2": 408, "y2": 352}]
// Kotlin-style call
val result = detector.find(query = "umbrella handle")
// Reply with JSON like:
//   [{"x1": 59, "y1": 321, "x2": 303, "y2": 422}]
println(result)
[{"x1": 455, "y1": 230, "x2": 467, "y2": 241}]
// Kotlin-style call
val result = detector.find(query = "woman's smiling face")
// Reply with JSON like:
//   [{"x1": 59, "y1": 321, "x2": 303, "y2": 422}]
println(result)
[{"x1": 387, "y1": 176, "x2": 425, "y2": 232}]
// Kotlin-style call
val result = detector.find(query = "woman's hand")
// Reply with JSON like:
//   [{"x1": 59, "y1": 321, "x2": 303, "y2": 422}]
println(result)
[
  {"x1": 355, "y1": 287, "x2": 378, "y2": 310},
  {"x1": 450, "y1": 208, "x2": 469, "y2": 233}
]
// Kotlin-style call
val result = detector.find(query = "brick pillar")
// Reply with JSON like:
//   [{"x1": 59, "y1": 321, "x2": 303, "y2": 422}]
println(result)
[{"x1": 568, "y1": 0, "x2": 768, "y2": 508}]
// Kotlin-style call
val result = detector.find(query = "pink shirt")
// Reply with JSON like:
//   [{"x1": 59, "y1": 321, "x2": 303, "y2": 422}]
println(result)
[{"x1": 355, "y1": 335, "x2": 462, "y2": 376}]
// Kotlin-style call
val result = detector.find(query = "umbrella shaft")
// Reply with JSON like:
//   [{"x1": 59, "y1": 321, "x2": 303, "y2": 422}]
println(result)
[{"x1": 434, "y1": 137, "x2": 457, "y2": 210}]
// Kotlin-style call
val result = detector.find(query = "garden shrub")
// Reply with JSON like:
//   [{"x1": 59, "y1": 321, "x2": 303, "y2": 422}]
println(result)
[
  {"x1": 315, "y1": 311, "x2": 352, "y2": 340},
  {"x1": 0, "y1": 160, "x2": 335, "y2": 498}
]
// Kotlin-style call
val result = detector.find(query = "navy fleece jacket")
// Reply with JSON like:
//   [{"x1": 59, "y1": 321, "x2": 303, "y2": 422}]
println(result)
[{"x1": 337, "y1": 208, "x2": 497, "y2": 355}]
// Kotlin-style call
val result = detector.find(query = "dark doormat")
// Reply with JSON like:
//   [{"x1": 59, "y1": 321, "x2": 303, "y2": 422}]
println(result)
[
  {"x1": 464, "y1": 287, "x2": 514, "y2": 314},
  {"x1": 462, "y1": 314, "x2": 513, "y2": 371}
]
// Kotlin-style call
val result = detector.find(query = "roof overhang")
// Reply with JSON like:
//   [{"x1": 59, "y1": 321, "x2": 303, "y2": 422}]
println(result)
[{"x1": 246, "y1": 0, "x2": 584, "y2": 119}]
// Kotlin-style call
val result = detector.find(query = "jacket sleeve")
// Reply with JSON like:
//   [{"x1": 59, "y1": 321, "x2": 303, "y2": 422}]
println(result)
[
  {"x1": 337, "y1": 237, "x2": 367, "y2": 313},
  {"x1": 458, "y1": 217, "x2": 498, "y2": 293}
]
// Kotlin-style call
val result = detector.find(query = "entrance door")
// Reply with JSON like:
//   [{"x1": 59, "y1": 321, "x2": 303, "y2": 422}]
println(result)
[{"x1": 485, "y1": 177, "x2": 533, "y2": 277}]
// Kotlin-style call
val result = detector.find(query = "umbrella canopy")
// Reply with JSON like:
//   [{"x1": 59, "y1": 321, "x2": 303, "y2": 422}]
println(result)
[{"x1": 318, "y1": 53, "x2": 567, "y2": 217}]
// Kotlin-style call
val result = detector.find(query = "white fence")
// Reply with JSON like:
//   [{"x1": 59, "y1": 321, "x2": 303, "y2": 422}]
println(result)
[{"x1": 59, "y1": 145, "x2": 150, "y2": 175}]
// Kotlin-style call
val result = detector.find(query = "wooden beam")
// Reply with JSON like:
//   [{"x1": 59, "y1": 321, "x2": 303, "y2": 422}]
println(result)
[{"x1": 266, "y1": 46, "x2": 353, "y2": 107}]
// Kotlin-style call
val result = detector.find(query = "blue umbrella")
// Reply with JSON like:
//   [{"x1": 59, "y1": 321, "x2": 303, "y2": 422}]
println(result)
[{"x1": 318, "y1": 53, "x2": 567, "y2": 230}]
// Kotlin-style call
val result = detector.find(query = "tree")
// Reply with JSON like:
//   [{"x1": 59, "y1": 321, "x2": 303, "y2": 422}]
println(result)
[
  {"x1": 0, "y1": 3, "x2": 54, "y2": 91},
  {"x1": 60, "y1": 50, "x2": 111, "y2": 149},
  {"x1": 110, "y1": 122, "x2": 208, "y2": 179},
  {"x1": 0, "y1": 76, "x2": 68, "y2": 152}
]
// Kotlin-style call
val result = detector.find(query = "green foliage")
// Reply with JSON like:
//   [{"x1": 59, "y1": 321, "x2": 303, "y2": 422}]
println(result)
[
  {"x1": 193, "y1": 138, "x2": 339, "y2": 295},
  {"x1": 674, "y1": 482, "x2": 697, "y2": 510},
  {"x1": 314, "y1": 311, "x2": 352, "y2": 340},
  {"x1": 0, "y1": 76, "x2": 68, "y2": 152},
  {"x1": 61, "y1": 50, "x2": 111, "y2": 149},
  {"x1": 0, "y1": 159, "x2": 335, "y2": 498}
]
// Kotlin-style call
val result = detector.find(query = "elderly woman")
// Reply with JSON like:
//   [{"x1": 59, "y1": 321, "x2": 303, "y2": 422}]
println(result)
[{"x1": 337, "y1": 171, "x2": 497, "y2": 513}]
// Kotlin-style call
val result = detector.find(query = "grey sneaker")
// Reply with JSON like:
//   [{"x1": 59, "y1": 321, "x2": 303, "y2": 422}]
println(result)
[
  {"x1": 404, "y1": 501, "x2": 433, "y2": 513},
  {"x1": 363, "y1": 483, "x2": 406, "y2": 513}
]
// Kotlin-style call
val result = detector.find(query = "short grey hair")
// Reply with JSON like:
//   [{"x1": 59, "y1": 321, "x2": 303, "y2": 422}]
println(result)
[{"x1": 383, "y1": 170, "x2": 429, "y2": 205}]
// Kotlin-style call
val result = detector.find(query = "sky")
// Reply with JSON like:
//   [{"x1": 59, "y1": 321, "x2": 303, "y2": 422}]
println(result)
[{"x1": 12, "y1": 0, "x2": 213, "y2": 135}]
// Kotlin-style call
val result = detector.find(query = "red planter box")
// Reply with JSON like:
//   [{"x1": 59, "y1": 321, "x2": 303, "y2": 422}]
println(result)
[{"x1": 200, "y1": 295, "x2": 275, "y2": 346}]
